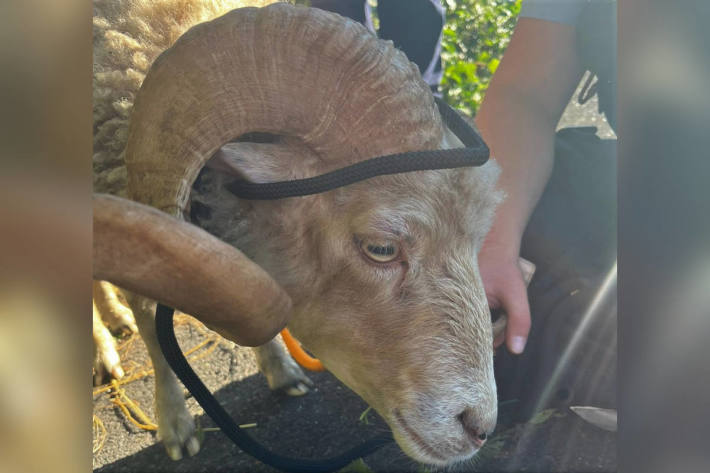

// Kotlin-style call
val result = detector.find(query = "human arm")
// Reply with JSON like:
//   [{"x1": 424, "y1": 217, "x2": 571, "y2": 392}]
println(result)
[{"x1": 475, "y1": 17, "x2": 584, "y2": 353}]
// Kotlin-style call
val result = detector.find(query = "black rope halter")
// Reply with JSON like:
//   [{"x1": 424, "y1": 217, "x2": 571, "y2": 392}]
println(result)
[{"x1": 226, "y1": 98, "x2": 489, "y2": 200}]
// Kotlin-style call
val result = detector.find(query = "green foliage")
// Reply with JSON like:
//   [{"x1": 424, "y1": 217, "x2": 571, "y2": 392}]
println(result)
[
  {"x1": 296, "y1": 0, "x2": 519, "y2": 115},
  {"x1": 441, "y1": 0, "x2": 522, "y2": 116}
]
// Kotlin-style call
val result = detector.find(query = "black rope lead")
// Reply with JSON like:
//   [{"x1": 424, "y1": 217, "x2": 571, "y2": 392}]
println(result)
[
  {"x1": 227, "y1": 97, "x2": 489, "y2": 200},
  {"x1": 155, "y1": 303, "x2": 394, "y2": 473}
]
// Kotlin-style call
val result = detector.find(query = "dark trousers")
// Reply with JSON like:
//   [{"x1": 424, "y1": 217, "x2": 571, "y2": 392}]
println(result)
[
  {"x1": 309, "y1": 0, "x2": 444, "y2": 93},
  {"x1": 495, "y1": 127, "x2": 617, "y2": 421}
]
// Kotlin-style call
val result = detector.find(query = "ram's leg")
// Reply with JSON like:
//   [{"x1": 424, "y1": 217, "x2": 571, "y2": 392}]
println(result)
[
  {"x1": 93, "y1": 301, "x2": 124, "y2": 384},
  {"x1": 93, "y1": 280, "x2": 138, "y2": 334},
  {"x1": 93, "y1": 280, "x2": 136, "y2": 385},
  {"x1": 253, "y1": 337, "x2": 314, "y2": 396},
  {"x1": 126, "y1": 293, "x2": 200, "y2": 460}
]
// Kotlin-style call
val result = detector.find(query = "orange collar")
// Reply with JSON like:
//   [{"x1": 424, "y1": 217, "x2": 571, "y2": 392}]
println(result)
[{"x1": 280, "y1": 328, "x2": 325, "y2": 371}]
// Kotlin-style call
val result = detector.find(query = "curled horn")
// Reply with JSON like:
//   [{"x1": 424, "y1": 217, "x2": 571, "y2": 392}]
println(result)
[
  {"x1": 93, "y1": 194, "x2": 291, "y2": 346},
  {"x1": 118, "y1": 4, "x2": 442, "y2": 333},
  {"x1": 125, "y1": 4, "x2": 442, "y2": 214}
]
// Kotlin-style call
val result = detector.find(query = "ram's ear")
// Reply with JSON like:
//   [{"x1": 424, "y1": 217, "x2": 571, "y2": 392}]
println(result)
[{"x1": 206, "y1": 141, "x2": 319, "y2": 183}]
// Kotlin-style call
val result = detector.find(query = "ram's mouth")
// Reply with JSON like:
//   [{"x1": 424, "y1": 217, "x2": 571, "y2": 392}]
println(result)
[
  {"x1": 391, "y1": 408, "x2": 480, "y2": 466},
  {"x1": 392, "y1": 409, "x2": 446, "y2": 463}
]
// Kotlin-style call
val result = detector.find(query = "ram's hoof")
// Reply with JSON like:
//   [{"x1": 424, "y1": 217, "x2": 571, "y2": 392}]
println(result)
[
  {"x1": 284, "y1": 381, "x2": 312, "y2": 397},
  {"x1": 157, "y1": 382, "x2": 201, "y2": 461},
  {"x1": 266, "y1": 358, "x2": 315, "y2": 396}
]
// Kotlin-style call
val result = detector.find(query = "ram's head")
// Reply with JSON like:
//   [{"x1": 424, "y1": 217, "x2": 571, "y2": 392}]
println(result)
[{"x1": 123, "y1": 4, "x2": 502, "y2": 465}]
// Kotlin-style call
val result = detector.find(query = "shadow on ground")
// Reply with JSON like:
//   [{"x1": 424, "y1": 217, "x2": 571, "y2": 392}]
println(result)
[
  {"x1": 96, "y1": 367, "x2": 614, "y2": 473},
  {"x1": 95, "y1": 370, "x2": 418, "y2": 473}
]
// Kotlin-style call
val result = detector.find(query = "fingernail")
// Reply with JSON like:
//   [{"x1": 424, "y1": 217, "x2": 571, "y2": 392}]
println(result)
[{"x1": 511, "y1": 336, "x2": 526, "y2": 354}]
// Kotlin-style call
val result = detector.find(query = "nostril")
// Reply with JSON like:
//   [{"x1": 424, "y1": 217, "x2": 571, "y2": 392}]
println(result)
[{"x1": 457, "y1": 409, "x2": 489, "y2": 447}]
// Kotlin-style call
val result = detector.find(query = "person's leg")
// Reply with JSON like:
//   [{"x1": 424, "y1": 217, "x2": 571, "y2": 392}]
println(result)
[
  {"x1": 310, "y1": 0, "x2": 369, "y2": 26},
  {"x1": 523, "y1": 127, "x2": 617, "y2": 278},
  {"x1": 311, "y1": 1, "x2": 445, "y2": 93},
  {"x1": 377, "y1": 0, "x2": 445, "y2": 93},
  {"x1": 495, "y1": 127, "x2": 617, "y2": 421}
]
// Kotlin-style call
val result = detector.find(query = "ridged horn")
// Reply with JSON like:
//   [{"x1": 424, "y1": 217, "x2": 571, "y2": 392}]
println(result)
[
  {"x1": 125, "y1": 3, "x2": 442, "y2": 216},
  {"x1": 93, "y1": 194, "x2": 290, "y2": 346}
]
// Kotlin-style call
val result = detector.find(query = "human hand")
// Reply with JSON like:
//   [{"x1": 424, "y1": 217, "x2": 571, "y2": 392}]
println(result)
[
  {"x1": 478, "y1": 248, "x2": 534, "y2": 354},
  {"x1": 473, "y1": 16, "x2": 582, "y2": 356}
]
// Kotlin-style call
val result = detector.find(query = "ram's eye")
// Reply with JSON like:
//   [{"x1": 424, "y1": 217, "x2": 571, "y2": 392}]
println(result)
[{"x1": 360, "y1": 239, "x2": 400, "y2": 263}]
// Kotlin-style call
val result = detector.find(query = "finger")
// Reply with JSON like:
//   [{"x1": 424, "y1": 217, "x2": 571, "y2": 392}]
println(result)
[
  {"x1": 491, "y1": 313, "x2": 507, "y2": 339},
  {"x1": 491, "y1": 313, "x2": 507, "y2": 349},
  {"x1": 493, "y1": 331, "x2": 506, "y2": 348},
  {"x1": 500, "y1": 276, "x2": 531, "y2": 354}
]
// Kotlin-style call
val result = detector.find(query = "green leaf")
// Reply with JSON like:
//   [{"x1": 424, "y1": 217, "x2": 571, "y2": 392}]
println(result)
[
  {"x1": 339, "y1": 458, "x2": 375, "y2": 473},
  {"x1": 359, "y1": 406, "x2": 373, "y2": 425},
  {"x1": 528, "y1": 408, "x2": 563, "y2": 425}
]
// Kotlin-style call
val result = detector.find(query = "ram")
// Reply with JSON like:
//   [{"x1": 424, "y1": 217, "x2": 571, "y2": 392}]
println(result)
[{"x1": 98, "y1": 2, "x2": 504, "y2": 467}]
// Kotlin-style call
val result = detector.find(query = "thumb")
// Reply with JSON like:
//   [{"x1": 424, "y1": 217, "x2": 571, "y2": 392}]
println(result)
[{"x1": 499, "y1": 273, "x2": 531, "y2": 354}]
